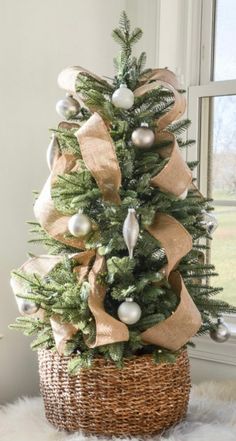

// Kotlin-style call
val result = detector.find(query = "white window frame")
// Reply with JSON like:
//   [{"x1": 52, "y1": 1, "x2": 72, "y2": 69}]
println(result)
[{"x1": 187, "y1": 0, "x2": 236, "y2": 364}]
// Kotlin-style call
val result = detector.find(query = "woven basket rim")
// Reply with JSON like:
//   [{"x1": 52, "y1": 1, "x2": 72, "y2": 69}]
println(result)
[{"x1": 39, "y1": 347, "x2": 186, "y2": 368}]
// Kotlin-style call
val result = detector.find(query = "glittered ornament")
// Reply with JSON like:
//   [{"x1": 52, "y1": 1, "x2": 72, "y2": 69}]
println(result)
[
  {"x1": 210, "y1": 318, "x2": 230, "y2": 343},
  {"x1": 123, "y1": 208, "x2": 139, "y2": 259},
  {"x1": 200, "y1": 210, "x2": 218, "y2": 234},
  {"x1": 131, "y1": 123, "x2": 155, "y2": 148},
  {"x1": 178, "y1": 188, "x2": 188, "y2": 200},
  {"x1": 117, "y1": 298, "x2": 142, "y2": 325},
  {"x1": 46, "y1": 133, "x2": 60, "y2": 171},
  {"x1": 68, "y1": 212, "x2": 91, "y2": 237},
  {"x1": 112, "y1": 84, "x2": 134, "y2": 110},
  {"x1": 56, "y1": 94, "x2": 80, "y2": 120}
]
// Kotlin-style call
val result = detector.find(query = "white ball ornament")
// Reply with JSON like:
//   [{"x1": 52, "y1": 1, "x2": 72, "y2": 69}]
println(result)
[
  {"x1": 112, "y1": 84, "x2": 134, "y2": 110},
  {"x1": 118, "y1": 298, "x2": 142, "y2": 325},
  {"x1": 131, "y1": 123, "x2": 155, "y2": 148},
  {"x1": 68, "y1": 212, "x2": 92, "y2": 237},
  {"x1": 56, "y1": 93, "x2": 80, "y2": 120},
  {"x1": 200, "y1": 210, "x2": 218, "y2": 234}
]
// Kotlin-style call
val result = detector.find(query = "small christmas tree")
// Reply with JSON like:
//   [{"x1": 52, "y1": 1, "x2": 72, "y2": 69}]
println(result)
[{"x1": 10, "y1": 12, "x2": 235, "y2": 373}]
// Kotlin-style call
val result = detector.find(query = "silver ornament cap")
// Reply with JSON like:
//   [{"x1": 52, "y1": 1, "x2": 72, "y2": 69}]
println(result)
[
  {"x1": 112, "y1": 84, "x2": 134, "y2": 110},
  {"x1": 56, "y1": 94, "x2": 80, "y2": 120},
  {"x1": 122, "y1": 208, "x2": 139, "y2": 259},
  {"x1": 46, "y1": 133, "x2": 60, "y2": 171},
  {"x1": 118, "y1": 298, "x2": 142, "y2": 325},
  {"x1": 210, "y1": 318, "x2": 230, "y2": 343},
  {"x1": 68, "y1": 212, "x2": 91, "y2": 237},
  {"x1": 131, "y1": 123, "x2": 155, "y2": 148}
]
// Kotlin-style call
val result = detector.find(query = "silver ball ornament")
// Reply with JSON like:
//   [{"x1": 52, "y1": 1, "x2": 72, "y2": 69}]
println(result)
[
  {"x1": 131, "y1": 124, "x2": 155, "y2": 148},
  {"x1": 68, "y1": 212, "x2": 92, "y2": 237},
  {"x1": 210, "y1": 318, "x2": 230, "y2": 343},
  {"x1": 56, "y1": 94, "x2": 80, "y2": 120},
  {"x1": 118, "y1": 298, "x2": 142, "y2": 325},
  {"x1": 112, "y1": 84, "x2": 134, "y2": 110},
  {"x1": 178, "y1": 188, "x2": 188, "y2": 200},
  {"x1": 200, "y1": 210, "x2": 218, "y2": 234},
  {"x1": 46, "y1": 133, "x2": 60, "y2": 171},
  {"x1": 122, "y1": 208, "x2": 139, "y2": 259},
  {"x1": 19, "y1": 299, "x2": 39, "y2": 315}
]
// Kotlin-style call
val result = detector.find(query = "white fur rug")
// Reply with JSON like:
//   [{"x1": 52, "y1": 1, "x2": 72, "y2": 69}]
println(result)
[{"x1": 1, "y1": 382, "x2": 236, "y2": 441}]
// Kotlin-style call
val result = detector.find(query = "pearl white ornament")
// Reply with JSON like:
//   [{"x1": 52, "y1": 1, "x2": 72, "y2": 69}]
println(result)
[
  {"x1": 112, "y1": 84, "x2": 134, "y2": 110},
  {"x1": 118, "y1": 298, "x2": 142, "y2": 325},
  {"x1": 56, "y1": 94, "x2": 80, "y2": 120},
  {"x1": 131, "y1": 123, "x2": 155, "y2": 148},
  {"x1": 68, "y1": 212, "x2": 91, "y2": 237},
  {"x1": 46, "y1": 134, "x2": 60, "y2": 171},
  {"x1": 122, "y1": 208, "x2": 139, "y2": 259},
  {"x1": 200, "y1": 210, "x2": 218, "y2": 234},
  {"x1": 210, "y1": 318, "x2": 230, "y2": 343},
  {"x1": 178, "y1": 188, "x2": 188, "y2": 200}
]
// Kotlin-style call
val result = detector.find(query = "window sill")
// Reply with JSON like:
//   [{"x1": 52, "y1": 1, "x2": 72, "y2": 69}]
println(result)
[{"x1": 189, "y1": 316, "x2": 236, "y2": 366}]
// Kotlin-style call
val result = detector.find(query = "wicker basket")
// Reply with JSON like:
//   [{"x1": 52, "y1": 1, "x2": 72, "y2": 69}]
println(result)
[{"x1": 38, "y1": 349, "x2": 191, "y2": 436}]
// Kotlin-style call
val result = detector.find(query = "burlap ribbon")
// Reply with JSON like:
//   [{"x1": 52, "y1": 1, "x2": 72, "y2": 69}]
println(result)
[
  {"x1": 11, "y1": 66, "x2": 201, "y2": 353},
  {"x1": 11, "y1": 251, "x2": 129, "y2": 354},
  {"x1": 76, "y1": 113, "x2": 121, "y2": 205}
]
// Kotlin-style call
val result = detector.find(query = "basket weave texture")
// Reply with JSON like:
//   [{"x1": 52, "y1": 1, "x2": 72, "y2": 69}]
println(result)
[{"x1": 38, "y1": 349, "x2": 191, "y2": 436}]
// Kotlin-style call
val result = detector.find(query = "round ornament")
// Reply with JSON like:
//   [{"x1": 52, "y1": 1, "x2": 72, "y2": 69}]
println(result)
[
  {"x1": 117, "y1": 298, "x2": 142, "y2": 325},
  {"x1": 210, "y1": 318, "x2": 230, "y2": 343},
  {"x1": 200, "y1": 210, "x2": 218, "y2": 235},
  {"x1": 19, "y1": 299, "x2": 39, "y2": 315},
  {"x1": 68, "y1": 212, "x2": 92, "y2": 237},
  {"x1": 111, "y1": 84, "x2": 134, "y2": 110},
  {"x1": 56, "y1": 94, "x2": 80, "y2": 120},
  {"x1": 131, "y1": 123, "x2": 155, "y2": 148},
  {"x1": 46, "y1": 133, "x2": 60, "y2": 171},
  {"x1": 178, "y1": 188, "x2": 188, "y2": 200}
]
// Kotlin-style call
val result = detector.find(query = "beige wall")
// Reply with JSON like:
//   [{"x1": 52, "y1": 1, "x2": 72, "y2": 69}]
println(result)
[{"x1": 0, "y1": 0, "x2": 158, "y2": 404}]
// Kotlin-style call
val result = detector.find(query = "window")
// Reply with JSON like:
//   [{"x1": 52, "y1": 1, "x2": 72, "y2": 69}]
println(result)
[{"x1": 188, "y1": 0, "x2": 236, "y2": 307}]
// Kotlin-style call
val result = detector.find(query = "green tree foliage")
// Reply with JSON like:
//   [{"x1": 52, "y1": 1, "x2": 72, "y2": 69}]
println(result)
[{"x1": 10, "y1": 11, "x2": 236, "y2": 373}]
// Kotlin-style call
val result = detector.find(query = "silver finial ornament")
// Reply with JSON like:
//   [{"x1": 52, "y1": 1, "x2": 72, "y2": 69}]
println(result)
[
  {"x1": 210, "y1": 318, "x2": 230, "y2": 343},
  {"x1": 117, "y1": 298, "x2": 142, "y2": 325},
  {"x1": 122, "y1": 208, "x2": 139, "y2": 258},
  {"x1": 46, "y1": 133, "x2": 60, "y2": 171},
  {"x1": 56, "y1": 93, "x2": 80, "y2": 120},
  {"x1": 131, "y1": 123, "x2": 155, "y2": 148}
]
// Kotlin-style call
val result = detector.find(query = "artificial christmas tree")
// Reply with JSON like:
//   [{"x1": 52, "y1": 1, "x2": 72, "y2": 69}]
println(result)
[{"x1": 10, "y1": 12, "x2": 235, "y2": 436}]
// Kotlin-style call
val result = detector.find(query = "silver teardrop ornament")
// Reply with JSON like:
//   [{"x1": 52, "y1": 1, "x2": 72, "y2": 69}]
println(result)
[
  {"x1": 122, "y1": 208, "x2": 139, "y2": 259},
  {"x1": 46, "y1": 133, "x2": 60, "y2": 171}
]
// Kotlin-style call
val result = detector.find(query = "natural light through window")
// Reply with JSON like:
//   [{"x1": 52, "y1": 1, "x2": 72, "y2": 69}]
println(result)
[
  {"x1": 214, "y1": 0, "x2": 236, "y2": 81},
  {"x1": 210, "y1": 96, "x2": 236, "y2": 305}
]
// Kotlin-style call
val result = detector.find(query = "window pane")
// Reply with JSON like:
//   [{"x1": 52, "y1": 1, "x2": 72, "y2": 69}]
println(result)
[
  {"x1": 214, "y1": 0, "x2": 236, "y2": 81},
  {"x1": 210, "y1": 96, "x2": 236, "y2": 305}
]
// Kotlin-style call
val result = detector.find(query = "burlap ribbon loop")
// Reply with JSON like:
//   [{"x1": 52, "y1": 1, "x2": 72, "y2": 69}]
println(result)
[
  {"x1": 87, "y1": 254, "x2": 129, "y2": 347},
  {"x1": 146, "y1": 213, "x2": 192, "y2": 277},
  {"x1": 142, "y1": 213, "x2": 201, "y2": 349},
  {"x1": 76, "y1": 113, "x2": 122, "y2": 205},
  {"x1": 141, "y1": 271, "x2": 202, "y2": 350},
  {"x1": 34, "y1": 153, "x2": 85, "y2": 250}
]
